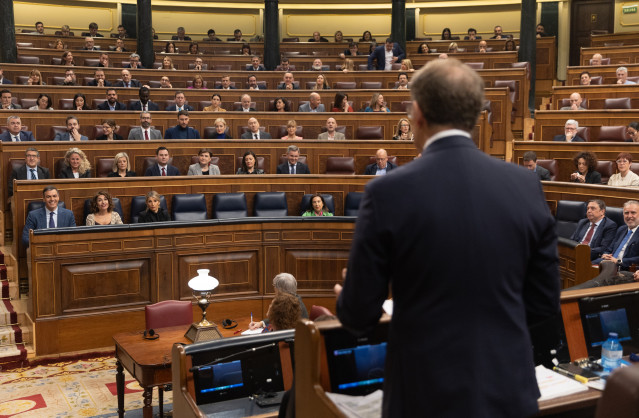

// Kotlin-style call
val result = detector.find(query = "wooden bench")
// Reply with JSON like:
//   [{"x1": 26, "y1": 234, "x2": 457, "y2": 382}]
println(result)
[
  {"x1": 547, "y1": 84, "x2": 639, "y2": 110},
  {"x1": 532, "y1": 109, "x2": 639, "y2": 142},
  {"x1": 590, "y1": 31, "x2": 639, "y2": 48},
  {"x1": 580, "y1": 45, "x2": 639, "y2": 66},
  {"x1": 566, "y1": 63, "x2": 639, "y2": 85}
]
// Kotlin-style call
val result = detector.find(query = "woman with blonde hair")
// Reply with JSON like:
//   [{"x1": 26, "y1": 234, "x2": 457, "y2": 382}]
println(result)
[
  {"x1": 342, "y1": 58, "x2": 355, "y2": 72},
  {"x1": 159, "y1": 56, "x2": 176, "y2": 70},
  {"x1": 365, "y1": 92, "x2": 390, "y2": 113},
  {"x1": 314, "y1": 74, "x2": 330, "y2": 90},
  {"x1": 448, "y1": 42, "x2": 458, "y2": 53},
  {"x1": 59, "y1": 147, "x2": 91, "y2": 178},
  {"x1": 281, "y1": 120, "x2": 303, "y2": 140},
  {"x1": 393, "y1": 118, "x2": 414, "y2": 141},
  {"x1": 138, "y1": 191, "x2": 170, "y2": 223},
  {"x1": 189, "y1": 74, "x2": 206, "y2": 89},
  {"x1": 108, "y1": 152, "x2": 136, "y2": 177},
  {"x1": 400, "y1": 59, "x2": 415, "y2": 72},
  {"x1": 27, "y1": 69, "x2": 46, "y2": 85}
]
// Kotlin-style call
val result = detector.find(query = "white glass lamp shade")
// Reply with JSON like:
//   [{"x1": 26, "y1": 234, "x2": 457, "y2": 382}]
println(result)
[{"x1": 188, "y1": 269, "x2": 219, "y2": 292}]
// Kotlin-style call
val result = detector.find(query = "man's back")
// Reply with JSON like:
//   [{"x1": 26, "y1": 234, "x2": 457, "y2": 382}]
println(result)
[{"x1": 338, "y1": 135, "x2": 559, "y2": 417}]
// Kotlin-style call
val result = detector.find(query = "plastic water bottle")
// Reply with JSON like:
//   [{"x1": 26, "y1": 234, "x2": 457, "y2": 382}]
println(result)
[{"x1": 601, "y1": 332, "x2": 623, "y2": 372}]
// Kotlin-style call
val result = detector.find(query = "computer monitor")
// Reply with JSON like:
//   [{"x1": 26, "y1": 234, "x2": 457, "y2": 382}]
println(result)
[{"x1": 579, "y1": 290, "x2": 639, "y2": 357}]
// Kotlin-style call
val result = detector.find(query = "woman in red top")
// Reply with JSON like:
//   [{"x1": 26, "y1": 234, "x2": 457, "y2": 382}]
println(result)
[{"x1": 332, "y1": 92, "x2": 353, "y2": 112}]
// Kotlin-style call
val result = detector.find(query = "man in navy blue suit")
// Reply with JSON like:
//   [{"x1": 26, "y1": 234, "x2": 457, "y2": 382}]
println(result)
[
  {"x1": 336, "y1": 59, "x2": 559, "y2": 417},
  {"x1": 367, "y1": 38, "x2": 405, "y2": 70},
  {"x1": 0, "y1": 116, "x2": 35, "y2": 142},
  {"x1": 97, "y1": 88, "x2": 127, "y2": 111},
  {"x1": 22, "y1": 186, "x2": 76, "y2": 246},
  {"x1": 364, "y1": 149, "x2": 396, "y2": 175},
  {"x1": 593, "y1": 200, "x2": 639, "y2": 269},
  {"x1": 128, "y1": 86, "x2": 159, "y2": 111},
  {"x1": 164, "y1": 110, "x2": 200, "y2": 139},
  {"x1": 145, "y1": 146, "x2": 180, "y2": 176},
  {"x1": 570, "y1": 199, "x2": 617, "y2": 260},
  {"x1": 276, "y1": 145, "x2": 310, "y2": 174},
  {"x1": 165, "y1": 91, "x2": 194, "y2": 112}
]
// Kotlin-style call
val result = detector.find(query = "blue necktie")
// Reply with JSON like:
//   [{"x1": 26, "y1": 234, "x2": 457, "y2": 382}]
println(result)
[
  {"x1": 613, "y1": 229, "x2": 633, "y2": 259},
  {"x1": 30, "y1": 168, "x2": 36, "y2": 180},
  {"x1": 49, "y1": 211, "x2": 55, "y2": 228}
]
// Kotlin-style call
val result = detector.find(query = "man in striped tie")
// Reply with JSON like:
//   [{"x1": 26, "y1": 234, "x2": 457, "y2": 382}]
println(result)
[{"x1": 570, "y1": 199, "x2": 617, "y2": 260}]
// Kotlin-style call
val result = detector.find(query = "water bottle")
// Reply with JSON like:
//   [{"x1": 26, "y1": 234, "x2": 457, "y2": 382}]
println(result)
[{"x1": 601, "y1": 332, "x2": 623, "y2": 372}]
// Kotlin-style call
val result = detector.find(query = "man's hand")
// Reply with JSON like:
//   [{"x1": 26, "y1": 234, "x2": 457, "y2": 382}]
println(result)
[
  {"x1": 391, "y1": 56, "x2": 399, "y2": 63},
  {"x1": 333, "y1": 284, "x2": 343, "y2": 297},
  {"x1": 601, "y1": 253, "x2": 619, "y2": 264},
  {"x1": 97, "y1": 79, "x2": 104, "y2": 87},
  {"x1": 285, "y1": 83, "x2": 293, "y2": 90},
  {"x1": 633, "y1": 270, "x2": 639, "y2": 281},
  {"x1": 70, "y1": 128, "x2": 81, "y2": 141},
  {"x1": 571, "y1": 103, "x2": 580, "y2": 110}
]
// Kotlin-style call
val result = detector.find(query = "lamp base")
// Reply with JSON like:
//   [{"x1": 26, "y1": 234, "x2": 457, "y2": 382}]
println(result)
[{"x1": 185, "y1": 322, "x2": 223, "y2": 343}]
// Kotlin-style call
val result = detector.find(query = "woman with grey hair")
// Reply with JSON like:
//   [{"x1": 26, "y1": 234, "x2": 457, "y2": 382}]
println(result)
[{"x1": 248, "y1": 273, "x2": 308, "y2": 329}]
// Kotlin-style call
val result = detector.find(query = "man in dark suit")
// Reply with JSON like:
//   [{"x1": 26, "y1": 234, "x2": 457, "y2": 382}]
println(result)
[
  {"x1": 97, "y1": 88, "x2": 127, "y2": 111},
  {"x1": 364, "y1": 149, "x2": 396, "y2": 175},
  {"x1": 0, "y1": 68, "x2": 12, "y2": 84},
  {"x1": 247, "y1": 56, "x2": 265, "y2": 71},
  {"x1": 124, "y1": 53, "x2": 145, "y2": 69},
  {"x1": 308, "y1": 31, "x2": 328, "y2": 42},
  {"x1": 367, "y1": 38, "x2": 405, "y2": 70},
  {"x1": 82, "y1": 37, "x2": 99, "y2": 51},
  {"x1": 277, "y1": 72, "x2": 299, "y2": 90},
  {"x1": 128, "y1": 87, "x2": 159, "y2": 111},
  {"x1": 113, "y1": 69, "x2": 141, "y2": 88},
  {"x1": 145, "y1": 146, "x2": 180, "y2": 176},
  {"x1": 171, "y1": 26, "x2": 191, "y2": 41},
  {"x1": 22, "y1": 186, "x2": 76, "y2": 246},
  {"x1": 339, "y1": 42, "x2": 363, "y2": 59},
  {"x1": 164, "y1": 110, "x2": 200, "y2": 139},
  {"x1": 0, "y1": 116, "x2": 35, "y2": 142},
  {"x1": 593, "y1": 200, "x2": 639, "y2": 269},
  {"x1": 86, "y1": 69, "x2": 112, "y2": 87},
  {"x1": 216, "y1": 75, "x2": 236, "y2": 90},
  {"x1": 240, "y1": 118, "x2": 272, "y2": 139},
  {"x1": 570, "y1": 200, "x2": 617, "y2": 260},
  {"x1": 8, "y1": 147, "x2": 50, "y2": 197},
  {"x1": 276, "y1": 145, "x2": 310, "y2": 174},
  {"x1": 464, "y1": 28, "x2": 482, "y2": 40},
  {"x1": 1, "y1": 89, "x2": 21, "y2": 109},
  {"x1": 336, "y1": 59, "x2": 559, "y2": 417},
  {"x1": 165, "y1": 91, "x2": 194, "y2": 112},
  {"x1": 522, "y1": 151, "x2": 550, "y2": 181},
  {"x1": 553, "y1": 121, "x2": 585, "y2": 142}
]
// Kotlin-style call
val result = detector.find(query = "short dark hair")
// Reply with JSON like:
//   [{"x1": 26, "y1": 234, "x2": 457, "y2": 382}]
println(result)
[
  {"x1": 385, "y1": 38, "x2": 394, "y2": 44},
  {"x1": 281, "y1": 57, "x2": 289, "y2": 63},
  {"x1": 398, "y1": 72, "x2": 408, "y2": 79},
  {"x1": 468, "y1": 28, "x2": 476, "y2": 34},
  {"x1": 349, "y1": 42, "x2": 357, "y2": 48},
  {"x1": 89, "y1": 22, "x2": 98, "y2": 30},
  {"x1": 35, "y1": 21, "x2": 43, "y2": 27},
  {"x1": 106, "y1": 88, "x2": 116, "y2": 95},
  {"x1": 523, "y1": 151, "x2": 537, "y2": 162},
  {"x1": 198, "y1": 148, "x2": 212, "y2": 157},
  {"x1": 174, "y1": 90, "x2": 185, "y2": 98},
  {"x1": 65, "y1": 115, "x2": 79, "y2": 124},
  {"x1": 0, "y1": 89, "x2": 11, "y2": 96},
  {"x1": 42, "y1": 185, "x2": 58, "y2": 196},
  {"x1": 139, "y1": 86, "x2": 149, "y2": 95},
  {"x1": 156, "y1": 146, "x2": 169, "y2": 156},
  {"x1": 207, "y1": 29, "x2": 215, "y2": 35},
  {"x1": 588, "y1": 199, "x2": 606, "y2": 211},
  {"x1": 177, "y1": 109, "x2": 189, "y2": 118}
]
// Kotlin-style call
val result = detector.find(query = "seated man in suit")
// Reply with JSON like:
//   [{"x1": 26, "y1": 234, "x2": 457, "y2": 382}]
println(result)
[
  {"x1": 82, "y1": 37, "x2": 99, "y2": 51},
  {"x1": 125, "y1": 53, "x2": 145, "y2": 69},
  {"x1": 145, "y1": 146, "x2": 180, "y2": 176},
  {"x1": 241, "y1": 117, "x2": 272, "y2": 139},
  {"x1": 171, "y1": 26, "x2": 191, "y2": 41},
  {"x1": 112, "y1": 38, "x2": 127, "y2": 52},
  {"x1": 8, "y1": 147, "x2": 50, "y2": 198},
  {"x1": 35, "y1": 21, "x2": 45, "y2": 35},
  {"x1": 560, "y1": 93, "x2": 586, "y2": 111},
  {"x1": 1, "y1": 89, "x2": 21, "y2": 109},
  {"x1": 87, "y1": 69, "x2": 112, "y2": 87},
  {"x1": 522, "y1": 151, "x2": 550, "y2": 181},
  {"x1": 592, "y1": 200, "x2": 639, "y2": 269},
  {"x1": 97, "y1": 52, "x2": 110, "y2": 68},
  {"x1": 188, "y1": 148, "x2": 220, "y2": 175},
  {"x1": 277, "y1": 145, "x2": 311, "y2": 174},
  {"x1": 116, "y1": 25, "x2": 128, "y2": 39},
  {"x1": 129, "y1": 86, "x2": 159, "y2": 111},
  {"x1": 114, "y1": 69, "x2": 140, "y2": 88},
  {"x1": 206, "y1": 29, "x2": 222, "y2": 41},
  {"x1": 97, "y1": 88, "x2": 127, "y2": 111},
  {"x1": 317, "y1": 117, "x2": 345, "y2": 140},
  {"x1": 160, "y1": 76, "x2": 173, "y2": 89},
  {"x1": 128, "y1": 112, "x2": 162, "y2": 140},
  {"x1": 165, "y1": 91, "x2": 194, "y2": 111},
  {"x1": 308, "y1": 31, "x2": 328, "y2": 42},
  {"x1": 277, "y1": 72, "x2": 299, "y2": 90},
  {"x1": 216, "y1": 75, "x2": 236, "y2": 90},
  {"x1": 368, "y1": 38, "x2": 405, "y2": 70},
  {"x1": 477, "y1": 40, "x2": 488, "y2": 53},
  {"x1": 0, "y1": 68, "x2": 13, "y2": 84},
  {"x1": 247, "y1": 74, "x2": 262, "y2": 90},
  {"x1": 298, "y1": 92, "x2": 325, "y2": 112},
  {"x1": 310, "y1": 58, "x2": 324, "y2": 71},
  {"x1": 88, "y1": 22, "x2": 103, "y2": 37},
  {"x1": 164, "y1": 110, "x2": 200, "y2": 139},
  {"x1": 239, "y1": 94, "x2": 256, "y2": 112},
  {"x1": 62, "y1": 69, "x2": 77, "y2": 86},
  {"x1": 54, "y1": 115, "x2": 88, "y2": 141},
  {"x1": 570, "y1": 199, "x2": 617, "y2": 260},
  {"x1": 275, "y1": 57, "x2": 294, "y2": 72},
  {"x1": 464, "y1": 28, "x2": 481, "y2": 40},
  {"x1": 553, "y1": 119, "x2": 585, "y2": 142},
  {"x1": 395, "y1": 72, "x2": 409, "y2": 90},
  {"x1": 22, "y1": 185, "x2": 76, "y2": 247},
  {"x1": 591, "y1": 53, "x2": 603, "y2": 66},
  {"x1": 1, "y1": 116, "x2": 35, "y2": 142},
  {"x1": 489, "y1": 25, "x2": 509, "y2": 39},
  {"x1": 247, "y1": 56, "x2": 265, "y2": 71},
  {"x1": 339, "y1": 42, "x2": 363, "y2": 59},
  {"x1": 364, "y1": 148, "x2": 396, "y2": 175}
]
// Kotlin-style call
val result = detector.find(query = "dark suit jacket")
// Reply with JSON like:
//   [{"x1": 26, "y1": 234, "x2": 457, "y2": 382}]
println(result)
[
  {"x1": 215, "y1": 85, "x2": 236, "y2": 89},
  {"x1": 9, "y1": 165, "x2": 50, "y2": 196},
  {"x1": 22, "y1": 206, "x2": 76, "y2": 246},
  {"x1": 164, "y1": 125, "x2": 200, "y2": 139},
  {"x1": 97, "y1": 101, "x2": 127, "y2": 111},
  {"x1": 552, "y1": 134, "x2": 585, "y2": 142},
  {"x1": 58, "y1": 167, "x2": 91, "y2": 179},
  {"x1": 240, "y1": 131, "x2": 272, "y2": 139},
  {"x1": 113, "y1": 79, "x2": 141, "y2": 88},
  {"x1": 367, "y1": 43, "x2": 406, "y2": 70},
  {"x1": 0, "y1": 78, "x2": 13, "y2": 84},
  {"x1": 145, "y1": 164, "x2": 180, "y2": 176},
  {"x1": 164, "y1": 104, "x2": 195, "y2": 112},
  {"x1": 277, "y1": 83, "x2": 300, "y2": 90},
  {"x1": 364, "y1": 161, "x2": 397, "y2": 175},
  {"x1": 570, "y1": 217, "x2": 617, "y2": 259},
  {"x1": 128, "y1": 100, "x2": 160, "y2": 111},
  {"x1": 247, "y1": 65, "x2": 266, "y2": 71},
  {"x1": 86, "y1": 79, "x2": 112, "y2": 87},
  {"x1": 0, "y1": 131, "x2": 35, "y2": 142},
  {"x1": 595, "y1": 226, "x2": 639, "y2": 269},
  {"x1": 535, "y1": 165, "x2": 551, "y2": 181},
  {"x1": 123, "y1": 64, "x2": 146, "y2": 69},
  {"x1": 171, "y1": 35, "x2": 192, "y2": 41},
  {"x1": 276, "y1": 162, "x2": 310, "y2": 174},
  {"x1": 337, "y1": 135, "x2": 559, "y2": 417}
]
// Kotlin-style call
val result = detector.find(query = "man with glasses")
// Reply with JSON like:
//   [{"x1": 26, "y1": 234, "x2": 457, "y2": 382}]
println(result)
[
  {"x1": 553, "y1": 119, "x2": 585, "y2": 142},
  {"x1": 608, "y1": 152, "x2": 639, "y2": 187},
  {"x1": 364, "y1": 149, "x2": 396, "y2": 175},
  {"x1": 8, "y1": 147, "x2": 50, "y2": 198}
]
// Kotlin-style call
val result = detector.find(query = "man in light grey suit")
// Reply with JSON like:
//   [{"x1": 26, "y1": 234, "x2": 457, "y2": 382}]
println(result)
[
  {"x1": 298, "y1": 92, "x2": 325, "y2": 112},
  {"x1": 53, "y1": 116, "x2": 88, "y2": 141},
  {"x1": 22, "y1": 185, "x2": 76, "y2": 246},
  {"x1": 317, "y1": 117, "x2": 346, "y2": 140},
  {"x1": 188, "y1": 148, "x2": 221, "y2": 175},
  {"x1": 128, "y1": 112, "x2": 162, "y2": 140}
]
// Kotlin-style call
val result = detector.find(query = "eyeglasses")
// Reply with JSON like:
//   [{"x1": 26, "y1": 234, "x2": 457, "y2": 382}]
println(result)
[
  {"x1": 617, "y1": 159, "x2": 630, "y2": 164},
  {"x1": 627, "y1": 130, "x2": 638, "y2": 136},
  {"x1": 564, "y1": 127, "x2": 577, "y2": 131}
]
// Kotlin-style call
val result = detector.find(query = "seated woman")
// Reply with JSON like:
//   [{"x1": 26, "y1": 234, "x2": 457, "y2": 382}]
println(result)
[
  {"x1": 236, "y1": 150, "x2": 264, "y2": 174},
  {"x1": 241, "y1": 44, "x2": 251, "y2": 55},
  {"x1": 264, "y1": 293, "x2": 301, "y2": 332},
  {"x1": 61, "y1": 51, "x2": 75, "y2": 66},
  {"x1": 626, "y1": 122, "x2": 639, "y2": 142},
  {"x1": 59, "y1": 147, "x2": 91, "y2": 178},
  {"x1": 401, "y1": 59, "x2": 415, "y2": 72},
  {"x1": 608, "y1": 152, "x2": 639, "y2": 187},
  {"x1": 302, "y1": 194, "x2": 333, "y2": 217},
  {"x1": 209, "y1": 118, "x2": 230, "y2": 139},
  {"x1": 417, "y1": 42, "x2": 430, "y2": 54},
  {"x1": 504, "y1": 39, "x2": 516, "y2": 51},
  {"x1": 360, "y1": 30, "x2": 374, "y2": 42},
  {"x1": 188, "y1": 148, "x2": 220, "y2": 175},
  {"x1": 159, "y1": 56, "x2": 176, "y2": 70},
  {"x1": 96, "y1": 119, "x2": 123, "y2": 140},
  {"x1": 281, "y1": 120, "x2": 303, "y2": 140},
  {"x1": 273, "y1": 97, "x2": 290, "y2": 112},
  {"x1": 570, "y1": 151, "x2": 602, "y2": 184},
  {"x1": 314, "y1": 74, "x2": 330, "y2": 90},
  {"x1": 334, "y1": 30, "x2": 344, "y2": 43},
  {"x1": 27, "y1": 69, "x2": 46, "y2": 85},
  {"x1": 189, "y1": 74, "x2": 206, "y2": 89},
  {"x1": 365, "y1": 92, "x2": 390, "y2": 112},
  {"x1": 164, "y1": 42, "x2": 177, "y2": 53},
  {"x1": 86, "y1": 190, "x2": 123, "y2": 226},
  {"x1": 29, "y1": 94, "x2": 53, "y2": 110},
  {"x1": 73, "y1": 93, "x2": 90, "y2": 110},
  {"x1": 441, "y1": 28, "x2": 452, "y2": 40},
  {"x1": 53, "y1": 39, "x2": 65, "y2": 50},
  {"x1": 393, "y1": 118, "x2": 414, "y2": 141},
  {"x1": 448, "y1": 42, "x2": 458, "y2": 53},
  {"x1": 188, "y1": 42, "x2": 201, "y2": 55},
  {"x1": 108, "y1": 152, "x2": 136, "y2": 177},
  {"x1": 333, "y1": 92, "x2": 354, "y2": 112},
  {"x1": 138, "y1": 190, "x2": 170, "y2": 223},
  {"x1": 203, "y1": 94, "x2": 225, "y2": 112},
  {"x1": 341, "y1": 58, "x2": 355, "y2": 72}
]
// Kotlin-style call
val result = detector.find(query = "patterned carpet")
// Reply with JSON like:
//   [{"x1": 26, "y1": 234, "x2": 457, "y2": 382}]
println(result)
[{"x1": 0, "y1": 355, "x2": 172, "y2": 417}]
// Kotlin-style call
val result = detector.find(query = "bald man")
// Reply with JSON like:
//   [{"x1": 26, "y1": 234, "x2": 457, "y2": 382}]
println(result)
[
  {"x1": 560, "y1": 93, "x2": 586, "y2": 111},
  {"x1": 364, "y1": 149, "x2": 397, "y2": 175},
  {"x1": 298, "y1": 92, "x2": 325, "y2": 112}
]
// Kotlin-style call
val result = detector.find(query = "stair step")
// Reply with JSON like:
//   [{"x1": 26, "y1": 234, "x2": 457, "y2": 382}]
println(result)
[{"x1": 7, "y1": 282, "x2": 19, "y2": 300}]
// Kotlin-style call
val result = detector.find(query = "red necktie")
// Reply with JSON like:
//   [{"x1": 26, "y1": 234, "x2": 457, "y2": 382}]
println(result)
[
  {"x1": 582, "y1": 223, "x2": 596, "y2": 245},
  {"x1": 161, "y1": 167, "x2": 166, "y2": 176},
  {"x1": 144, "y1": 130, "x2": 149, "y2": 140}
]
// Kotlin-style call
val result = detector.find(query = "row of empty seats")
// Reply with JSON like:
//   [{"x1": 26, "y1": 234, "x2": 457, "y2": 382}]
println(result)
[{"x1": 26, "y1": 191, "x2": 364, "y2": 224}]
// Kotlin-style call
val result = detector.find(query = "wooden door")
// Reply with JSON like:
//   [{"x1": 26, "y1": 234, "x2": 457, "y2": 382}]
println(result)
[{"x1": 570, "y1": 0, "x2": 614, "y2": 66}]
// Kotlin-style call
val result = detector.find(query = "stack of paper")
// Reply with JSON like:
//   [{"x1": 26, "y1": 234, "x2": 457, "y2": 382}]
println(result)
[
  {"x1": 325, "y1": 390, "x2": 382, "y2": 418},
  {"x1": 535, "y1": 365, "x2": 589, "y2": 401}
]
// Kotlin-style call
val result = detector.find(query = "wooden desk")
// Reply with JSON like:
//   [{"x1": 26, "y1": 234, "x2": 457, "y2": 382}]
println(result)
[
  {"x1": 114, "y1": 320, "x2": 246, "y2": 418},
  {"x1": 537, "y1": 388, "x2": 601, "y2": 416}
]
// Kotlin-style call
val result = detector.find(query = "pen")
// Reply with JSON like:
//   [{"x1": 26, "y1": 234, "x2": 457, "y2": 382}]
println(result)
[{"x1": 251, "y1": 312, "x2": 253, "y2": 323}]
